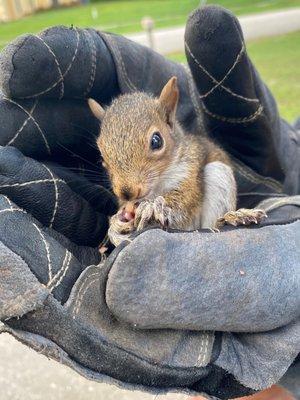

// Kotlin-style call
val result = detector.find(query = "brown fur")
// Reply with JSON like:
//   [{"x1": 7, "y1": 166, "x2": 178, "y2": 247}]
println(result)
[{"x1": 89, "y1": 77, "x2": 236, "y2": 236}]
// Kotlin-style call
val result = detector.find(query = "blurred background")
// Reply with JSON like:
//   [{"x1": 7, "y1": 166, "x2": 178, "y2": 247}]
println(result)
[
  {"x1": 0, "y1": 1, "x2": 299, "y2": 399},
  {"x1": 0, "y1": 0, "x2": 299, "y2": 121}
]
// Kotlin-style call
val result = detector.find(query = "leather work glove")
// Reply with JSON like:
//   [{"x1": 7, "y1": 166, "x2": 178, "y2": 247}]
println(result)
[{"x1": 0, "y1": 5, "x2": 299, "y2": 400}]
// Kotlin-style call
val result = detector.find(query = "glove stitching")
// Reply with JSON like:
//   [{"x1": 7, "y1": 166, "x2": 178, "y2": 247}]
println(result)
[
  {"x1": 32, "y1": 222, "x2": 53, "y2": 281},
  {"x1": 185, "y1": 41, "x2": 264, "y2": 124},
  {"x1": 72, "y1": 272, "x2": 100, "y2": 317},
  {"x1": 0, "y1": 178, "x2": 65, "y2": 189},
  {"x1": 2, "y1": 96, "x2": 51, "y2": 154},
  {"x1": 102, "y1": 33, "x2": 137, "y2": 92},
  {"x1": 71, "y1": 270, "x2": 213, "y2": 368},
  {"x1": 185, "y1": 41, "x2": 259, "y2": 103},
  {"x1": 0, "y1": 195, "x2": 75, "y2": 291},
  {"x1": 47, "y1": 250, "x2": 72, "y2": 291},
  {"x1": 0, "y1": 195, "x2": 26, "y2": 214},
  {"x1": 42, "y1": 164, "x2": 59, "y2": 229},
  {"x1": 2, "y1": 195, "x2": 14, "y2": 209},
  {"x1": 196, "y1": 332, "x2": 210, "y2": 367},
  {"x1": 201, "y1": 101, "x2": 264, "y2": 124},
  {"x1": 33, "y1": 34, "x2": 65, "y2": 99},
  {"x1": 0, "y1": 207, "x2": 26, "y2": 215},
  {"x1": 83, "y1": 30, "x2": 97, "y2": 98},
  {"x1": 6, "y1": 99, "x2": 38, "y2": 147},
  {"x1": 19, "y1": 28, "x2": 80, "y2": 100}
]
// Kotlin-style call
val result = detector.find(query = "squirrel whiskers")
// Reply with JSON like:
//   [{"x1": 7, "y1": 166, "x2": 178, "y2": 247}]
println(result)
[{"x1": 89, "y1": 77, "x2": 266, "y2": 246}]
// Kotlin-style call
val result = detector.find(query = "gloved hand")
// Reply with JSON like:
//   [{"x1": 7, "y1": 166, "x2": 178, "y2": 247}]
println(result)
[{"x1": 0, "y1": 5, "x2": 299, "y2": 400}]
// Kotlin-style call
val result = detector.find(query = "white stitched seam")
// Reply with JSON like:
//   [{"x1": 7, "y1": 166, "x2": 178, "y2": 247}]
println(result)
[
  {"x1": 47, "y1": 250, "x2": 72, "y2": 291},
  {"x1": 73, "y1": 273, "x2": 100, "y2": 317},
  {"x1": 0, "y1": 178, "x2": 65, "y2": 189},
  {"x1": 1, "y1": 195, "x2": 14, "y2": 209},
  {"x1": 185, "y1": 41, "x2": 259, "y2": 103},
  {"x1": 34, "y1": 35, "x2": 65, "y2": 99},
  {"x1": 203, "y1": 332, "x2": 210, "y2": 365},
  {"x1": 201, "y1": 101, "x2": 263, "y2": 124},
  {"x1": 20, "y1": 29, "x2": 80, "y2": 99},
  {"x1": 50, "y1": 251, "x2": 72, "y2": 290},
  {"x1": 42, "y1": 164, "x2": 59, "y2": 228},
  {"x1": 3, "y1": 97, "x2": 51, "y2": 154},
  {"x1": 196, "y1": 334, "x2": 206, "y2": 365},
  {"x1": 0, "y1": 193, "x2": 72, "y2": 288},
  {"x1": 197, "y1": 332, "x2": 209, "y2": 366},
  {"x1": 7, "y1": 99, "x2": 38, "y2": 146},
  {"x1": 73, "y1": 277, "x2": 99, "y2": 316},
  {"x1": 0, "y1": 208, "x2": 27, "y2": 214},
  {"x1": 103, "y1": 33, "x2": 137, "y2": 92},
  {"x1": 83, "y1": 30, "x2": 97, "y2": 98},
  {"x1": 32, "y1": 222, "x2": 53, "y2": 281}
]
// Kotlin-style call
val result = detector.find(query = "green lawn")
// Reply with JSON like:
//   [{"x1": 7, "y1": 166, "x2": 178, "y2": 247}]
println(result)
[
  {"x1": 168, "y1": 30, "x2": 300, "y2": 122},
  {"x1": 0, "y1": 1, "x2": 299, "y2": 121},
  {"x1": 0, "y1": 0, "x2": 300, "y2": 48}
]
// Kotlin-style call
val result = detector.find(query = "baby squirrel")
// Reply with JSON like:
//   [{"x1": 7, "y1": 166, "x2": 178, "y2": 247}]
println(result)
[{"x1": 89, "y1": 77, "x2": 266, "y2": 246}]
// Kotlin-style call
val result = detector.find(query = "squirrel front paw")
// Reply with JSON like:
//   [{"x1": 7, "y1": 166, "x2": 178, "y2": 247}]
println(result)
[
  {"x1": 134, "y1": 196, "x2": 173, "y2": 231},
  {"x1": 216, "y1": 208, "x2": 267, "y2": 228},
  {"x1": 108, "y1": 212, "x2": 135, "y2": 247}
]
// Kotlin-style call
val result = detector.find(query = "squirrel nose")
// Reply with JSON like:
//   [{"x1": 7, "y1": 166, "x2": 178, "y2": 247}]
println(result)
[
  {"x1": 121, "y1": 187, "x2": 133, "y2": 201},
  {"x1": 120, "y1": 186, "x2": 141, "y2": 201}
]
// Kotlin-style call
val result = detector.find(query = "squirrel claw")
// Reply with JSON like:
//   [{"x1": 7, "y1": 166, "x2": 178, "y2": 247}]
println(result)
[
  {"x1": 216, "y1": 208, "x2": 267, "y2": 229},
  {"x1": 135, "y1": 196, "x2": 172, "y2": 230},
  {"x1": 108, "y1": 213, "x2": 135, "y2": 247}
]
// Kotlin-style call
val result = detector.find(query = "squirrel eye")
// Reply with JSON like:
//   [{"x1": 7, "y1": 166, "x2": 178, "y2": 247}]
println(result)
[{"x1": 150, "y1": 132, "x2": 163, "y2": 151}]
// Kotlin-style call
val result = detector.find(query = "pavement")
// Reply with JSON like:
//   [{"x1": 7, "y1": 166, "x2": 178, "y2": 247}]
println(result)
[
  {"x1": 0, "y1": 333, "x2": 191, "y2": 400},
  {"x1": 126, "y1": 8, "x2": 300, "y2": 55},
  {"x1": 1, "y1": 332, "x2": 299, "y2": 400}
]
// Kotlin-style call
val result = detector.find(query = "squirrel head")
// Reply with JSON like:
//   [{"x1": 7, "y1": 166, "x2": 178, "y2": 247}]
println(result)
[{"x1": 89, "y1": 76, "x2": 182, "y2": 205}]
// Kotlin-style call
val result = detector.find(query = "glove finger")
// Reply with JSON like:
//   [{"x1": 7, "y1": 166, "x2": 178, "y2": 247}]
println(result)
[
  {"x1": 0, "y1": 146, "x2": 109, "y2": 247},
  {"x1": 184, "y1": 5, "x2": 283, "y2": 182},
  {"x1": 0, "y1": 27, "x2": 119, "y2": 102},
  {"x1": 106, "y1": 199, "x2": 300, "y2": 332},
  {"x1": 0, "y1": 95, "x2": 101, "y2": 160},
  {"x1": 0, "y1": 195, "x2": 100, "y2": 304}
]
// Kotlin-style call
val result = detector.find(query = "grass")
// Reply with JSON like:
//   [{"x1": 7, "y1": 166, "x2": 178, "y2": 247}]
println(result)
[
  {"x1": 0, "y1": 1, "x2": 298, "y2": 121},
  {"x1": 0, "y1": 0, "x2": 300, "y2": 48},
  {"x1": 168, "y1": 30, "x2": 300, "y2": 122}
]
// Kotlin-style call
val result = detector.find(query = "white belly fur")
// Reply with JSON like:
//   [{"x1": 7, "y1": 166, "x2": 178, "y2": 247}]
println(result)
[{"x1": 200, "y1": 161, "x2": 237, "y2": 229}]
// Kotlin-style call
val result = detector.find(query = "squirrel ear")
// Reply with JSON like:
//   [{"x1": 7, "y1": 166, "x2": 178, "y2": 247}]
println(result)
[
  {"x1": 88, "y1": 98, "x2": 105, "y2": 121},
  {"x1": 158, "y1": 76, "x2": 179, "y2": 127}
]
